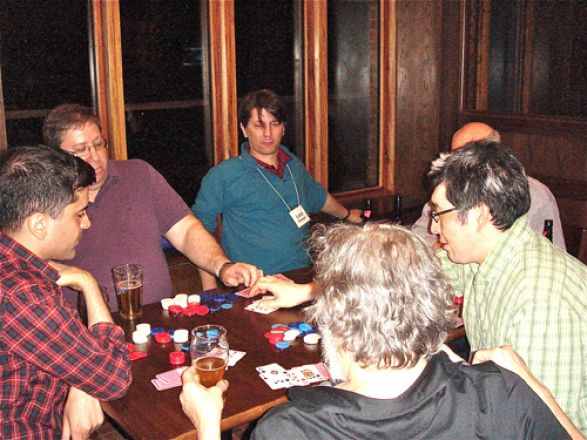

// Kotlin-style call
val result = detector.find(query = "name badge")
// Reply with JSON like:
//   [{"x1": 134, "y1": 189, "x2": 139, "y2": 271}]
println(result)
[{"x1": 289, "y1": 205, "x2": 310, "y2": 228}]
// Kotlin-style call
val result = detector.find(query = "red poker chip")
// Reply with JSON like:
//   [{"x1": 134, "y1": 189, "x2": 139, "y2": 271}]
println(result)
[
  {"x1": 169, "y1": 351, "x2": 186, "y2": 365},
  {"x1": 155, "y1": 332, "x2": 171, "y2": 344},
  {"x1": 183, "y1": 306, "x2": 198, "y2": 317},
  {"x1": 127, "y1": 343, "x2": 136, "y2": 353},
  {"x1": 272, "y1": 325, "x2": 290, "y2": 332},
  {"x1": 267, "y1": 333, "x2": 284, "y2": 345},
  {"x1": 194, "y1": 305, "x2": 210, "y2": 316},
  {"x1": 168, "y1": 305, "x2": 183, "y2": 317},
  {"x1": 129, "y1": 351, "x2": 148, "y2": 361}
]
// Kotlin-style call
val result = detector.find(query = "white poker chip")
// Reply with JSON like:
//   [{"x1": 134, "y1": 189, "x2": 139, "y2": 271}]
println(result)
[
  {"x1": 303, "y1": 333, "x2": 321, "y2": 345},
  {"x1": 173, "y1": 329, "x2": 189, "y2": 344},
  {"x1": 174, "y1": 294, "x2": 188, "y2": 308},
  {"x1": 283, "y1": 329, "x2": 300, "y2": 341},
  {"x1": 132, "y1": 330, "x2": 148, "y2": 345},
  {"x1": 161, "y1": 298, "x2": 174, "y2": 311},
  {"x1": 188, "y1": 294, "x2": 201, "y2": 304},
  {"x1": 136, "y1": 323, "x2": 151, "y2": 337}
]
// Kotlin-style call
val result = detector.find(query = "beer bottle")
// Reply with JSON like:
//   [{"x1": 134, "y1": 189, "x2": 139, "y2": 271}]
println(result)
[
  {"x1": 362, "y1": 199, "x2": 372, "y2": 220},
  {"x1": 392, "y1": 195, "x2": 403, "y2": 224},
  {"x1": 542, "y1": 219, "x2": 553, "y2": 242}
]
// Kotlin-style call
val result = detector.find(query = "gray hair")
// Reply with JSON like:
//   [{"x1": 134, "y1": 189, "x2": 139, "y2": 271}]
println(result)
[{"x1": 306, "y1": 222, "x2": 457, "y2": 369}]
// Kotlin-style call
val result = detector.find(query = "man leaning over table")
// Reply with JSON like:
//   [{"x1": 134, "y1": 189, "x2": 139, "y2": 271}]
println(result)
[
  {"x1": 192, "y1": 89, "x2": 363, "y2": 290},
  {"x1": 42, "y1": 104, "x2": 260, "y2": 310},
  {"x1": 411, "y1": 122, "x2": 566, "y2": 250},
  {"x1": 0, "y1": 146, "x2": 131, "y2": 439},
  {"x1": 179, "y1": 223, "x2": 581, "y2": 439},
  {"x1": 426, "y1": 140, "x2": 586, "y2": 433}
]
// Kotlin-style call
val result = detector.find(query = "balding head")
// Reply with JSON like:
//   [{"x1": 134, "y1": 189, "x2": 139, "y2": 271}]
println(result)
[{"x1": 451, "y1": 122, "x2": 500, "y2": 150}]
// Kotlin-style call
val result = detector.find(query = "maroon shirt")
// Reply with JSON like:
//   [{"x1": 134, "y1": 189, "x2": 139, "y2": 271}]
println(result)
[
  {"x1": 65, "y1": 160, "x2": 190, "y2": 311},
  {"x1": 0, "y1": 234, "x2": 131, "y2": 439},
  {"x1": 246, "y1": 145, "x2": 292, "y2": 179}
]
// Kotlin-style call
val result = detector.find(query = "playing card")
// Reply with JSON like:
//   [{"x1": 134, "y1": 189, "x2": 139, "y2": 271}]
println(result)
[
  {"x1": 235, "y1": 287, "x2": 252, "y2": 298},
  {"x1": 156, "y1": 367, "x2": 187, "y2": 384},
  {"x1": 245, "y1": 298, "x2": 279, "y2": 314},
  {"x1": 288, "y1": 363, "x2": 330, "y2": 386},
  {"x1": 271, "y1": 273, "x2": 293, "y2": 282},
  {"x1": 151, "y1": 378, "x2": 181, "y2": 391},
  {"x1": 256, "y1": 363, "x2": 291, "y2": 389},
  {"x1": 228, "y1": 349, "x2": 246, "y2": 367}
]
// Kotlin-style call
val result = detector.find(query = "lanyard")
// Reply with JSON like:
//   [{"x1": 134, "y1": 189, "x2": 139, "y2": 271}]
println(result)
[{"x1": 256, "y1": 164, "x2": 300, "y2": 211}]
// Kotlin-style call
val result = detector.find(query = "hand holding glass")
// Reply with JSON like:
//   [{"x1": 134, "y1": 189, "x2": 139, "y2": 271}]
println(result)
[{"x1": 190, "y1": 325, "x2": 229, "y2": 387}]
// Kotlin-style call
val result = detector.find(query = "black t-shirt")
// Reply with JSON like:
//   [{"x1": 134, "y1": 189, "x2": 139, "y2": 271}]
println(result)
[{"x1": 252, "y1": 352, "x2": 569, "y2": 440}]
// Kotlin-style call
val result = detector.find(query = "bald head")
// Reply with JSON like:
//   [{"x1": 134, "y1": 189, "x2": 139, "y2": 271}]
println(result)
[{"x1": 451, "y1": 122, "x2": 500, "y2": 150}]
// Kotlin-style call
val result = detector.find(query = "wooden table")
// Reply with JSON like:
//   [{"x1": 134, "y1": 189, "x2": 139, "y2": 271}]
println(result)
[
  {"x1": 102, "y1": 268, "x2": 319, "y2": 439},
  {"x1": 102, "y1": 267, "x2": 466, "y2": 439}
]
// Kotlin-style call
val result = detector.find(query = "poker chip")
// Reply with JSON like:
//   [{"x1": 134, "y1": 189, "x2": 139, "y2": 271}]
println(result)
[
  {"x1": 151, "y1": 327, "x2": 165, "y2": 336},
  {"x1": 298, "y1": 323, "x2": 313, "y2": 332},
  {"x1": 132, "y1": 330, "x2": 148, "y2": 345},
  {"x1": 136, "y1": 323, "x2": 151, "y2": 337},
  {"x1": 271, "y1": 323, "x2": 287, "y2": 328},
  {"x1": 221, "y1": 303, "x2": 233, "y2": 309},
  {"x1": 127, "y1": 343, "x2": 136, "y2": 353},
  {"x1": 275, "y1": 341, "x2": 290, "y2": 350},
  {"x1": 213, "y1": 294, "x2": 226, "y2": 303},
  {"x1": 129, "y1": 351, "x2": 148, "y2": 361},
  {"x1": 169, "y1": 351, "x2": 186, "y2": 365},
  {"x1": 183, "y1": 306, "x2": 198, "y2": 317},
  {"x1": 194, "y1": 305, "x2": 210, "y2": 316},
  {"x1": 155, "y1": 332, "x2": 171, "y2": 344},
  {"x1": 206, "y1": 328, "x2": 220, "y2": 338},
  {"x1": 267, "y1": 333, "x2": 284, "y2": 345},
  {"x1": 303, "y1": 333, "x2": 321, "y2": 345},
  {"x1": 174, "y1": 329, "x2": 189, "y2": 344},
  {"x1": 209, "y1": 304, "x2": 221, "y2": 313},
  {"x1": 168, "y1": 305, "x2": 183, "y2": 317},
  {"x1": 283, "y1": 329, "x2": 300, "y2": 341},
  {"x1": 161, "y1": 298, "x2": 174, "y2": 311},
  {"x1": 181, "y1": 342, "x2": 190, "y2": 352},
  {"x1": 174, "y1": 294, "x2": 188, "y2": 308},
  {"x1": 188, "y1": 294, "x2": 201, "y2": 304}
]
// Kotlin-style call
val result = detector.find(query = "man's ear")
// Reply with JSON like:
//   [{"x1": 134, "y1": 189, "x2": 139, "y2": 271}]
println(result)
[
  {"x1": 240, "y1": 123, "x2": 248, "y2": 138},
  {"x1": 474, "y1": 204, "x2": 493, "y2": 231},
  {"x1": 26, "y1": 213, "x2": 49, "y2": 240}
]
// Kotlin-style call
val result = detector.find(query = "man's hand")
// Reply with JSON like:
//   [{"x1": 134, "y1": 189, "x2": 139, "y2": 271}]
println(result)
[
  {"x1": 347, "y1": 209, "x2": 364, "y2": 224},
  {"x1": 61, "y1": 387, "x2": 104, "y2": 440},
  {"x1": 220, "y1": 262, "x2": 262, "y2": 287},
  {"x1": 51, "y1": 261, "x2": 98, "y2": 293},
  {"x1": 248, "y1": 277, "x2": 316, "y2": 309},
  {"x1": 180, "y1": 366, "x2": 228, "y2": 440}
]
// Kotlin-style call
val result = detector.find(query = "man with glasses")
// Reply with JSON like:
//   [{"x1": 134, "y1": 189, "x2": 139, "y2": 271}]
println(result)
[
  {"x1": 42, "y1": 104, "x2": 260, "y2": 312},
  {"x1": 428, "y1": 140, "x2": 587, "y2": 432},
  {"x1": 412, "y1": 122, "x2": 565, "y2": 250}
]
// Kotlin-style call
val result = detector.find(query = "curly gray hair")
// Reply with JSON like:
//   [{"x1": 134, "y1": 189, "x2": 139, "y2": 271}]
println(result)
[{"x1": 306, "y1": 222, "x2": 457, "y2": 369}]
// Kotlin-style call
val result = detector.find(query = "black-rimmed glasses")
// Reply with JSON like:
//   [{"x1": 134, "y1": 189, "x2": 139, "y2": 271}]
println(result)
[{"x1": 431, "y1": 207, "x2": 458, "y2": 223}]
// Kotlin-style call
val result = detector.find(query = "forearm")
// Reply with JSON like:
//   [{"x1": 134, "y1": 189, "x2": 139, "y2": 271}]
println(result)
[
  {"x1": 198, "y1": 268, "x2": 218, "y2": 291},
  {"x1": 83, "y1": 280, "x2": 113, "y2": 326},
  {"x1": 320, "y1": 194, "x2": 349, "y2": 219},
  {"x1": 166, "y1": 215, "x2": 230, "y2": 277}
]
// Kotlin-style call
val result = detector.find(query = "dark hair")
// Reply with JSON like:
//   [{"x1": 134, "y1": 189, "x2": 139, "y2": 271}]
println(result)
[
  {"x1": 428, "y1": 141, "x2": 530, "y2": 230},
  {"x1": 306, "y1": 223, "x2": 456, "y2": 369},
  {"x1": 0, "y1": 145, "x2": 95, "y2": 232},
  {"x1": 42, "y1": 104, "x2": 101, "y2": 148},
  {"x1": 238, "y1": 89, "x2": 287, "y2": 127}
]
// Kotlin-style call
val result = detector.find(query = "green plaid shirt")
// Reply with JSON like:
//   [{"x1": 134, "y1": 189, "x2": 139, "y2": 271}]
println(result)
[{"x1": 439, "y1": 216, "x2": 587, "y2": 433}]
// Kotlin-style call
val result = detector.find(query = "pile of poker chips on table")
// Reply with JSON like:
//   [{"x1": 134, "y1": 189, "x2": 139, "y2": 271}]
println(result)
[
  {"x1": 160, "y1": 292, "x2": 241, "y2": 317},
  {"x1": 264, "y1": 322, "x2": 321, "y2": 350}
]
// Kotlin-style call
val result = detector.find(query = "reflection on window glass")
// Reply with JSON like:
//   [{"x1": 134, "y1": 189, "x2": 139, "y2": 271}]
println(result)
[
  {"x1": 328, "y1": 0, "x2": 379, "y2": 192},
  {"x1": 1, "y1": 1, "x2": 91, "y2": 147},
  {"x1": 235, "y1": 0, "x2": 303, "y2": 160},
  {"x1": 120, "y1": 0, "x2": 210, "y2": 204}
]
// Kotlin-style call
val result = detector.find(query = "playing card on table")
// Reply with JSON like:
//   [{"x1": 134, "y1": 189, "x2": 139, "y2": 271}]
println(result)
[
  {"x1": 288, "y1": 363, "x2": 330, "y2": 386},
  {"x1": 256, "y1": 363, "x2": 292, "y2": 390},
  {"x1": 156, "y1": 366, "x2": 187, "y2": 384},
  {"x1": 228, "y1": 349, "x2": 246, "y2": 366},
  {"x1": 245, "y1": 298, "x2": 279, "y2": 314}
]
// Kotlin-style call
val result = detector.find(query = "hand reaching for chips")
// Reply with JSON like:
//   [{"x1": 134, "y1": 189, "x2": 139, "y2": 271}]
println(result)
[{"x1": 248, "y1": 275, "x2": 317, "y2": 310}]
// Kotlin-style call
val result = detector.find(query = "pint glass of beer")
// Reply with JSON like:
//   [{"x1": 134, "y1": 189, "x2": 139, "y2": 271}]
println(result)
[
  {"x1": 190, "y1": 325, "x2": 229, "y2": 387},
  {"x1": 112, "y1": 264, "x2": 143, "y2": 319}
]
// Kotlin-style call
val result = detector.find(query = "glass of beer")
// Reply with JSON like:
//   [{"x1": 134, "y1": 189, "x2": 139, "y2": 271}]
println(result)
[
  {"x1": 190, "y1": 325, "x2": 229, "y2": 387},
  {"x1": 112, "y1": 264, "x2": 143, "y2": 319}
]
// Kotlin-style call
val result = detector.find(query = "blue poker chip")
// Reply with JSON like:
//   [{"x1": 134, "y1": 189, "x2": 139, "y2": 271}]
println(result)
[
  {"x1": 275, "y1": 341, "x2": 290, "y2": 350},
  {"x1": 209, "y1": 304, "x2": 221, "y2": 312},
  {"x1": 181, "y1": 342, "x2": 190, "y2": 352},
  {"x1": 167, "y1": 330, "x2": 175, "y2": 340},
  {"x1": 272, "y1": 323, "x2": 287, "y2": 328},
  {"x1": 213, "y1": 295, "x2": 226, "y2": 303},
  {"x1": 224, "y1": 293, "x2": 238, "y2": 302},
  {"x1": 151, "y1": 327, "x2": 165, "y2": 336},
  {"x1": 221, "y1": 303, "x2": 233, "y2": 309},
  {"x1": 206, "y1": 329, "x2": 220, "y2": 337},
  {"x1": 299, "y1": 323, "x2": 313, "y2": 332}
]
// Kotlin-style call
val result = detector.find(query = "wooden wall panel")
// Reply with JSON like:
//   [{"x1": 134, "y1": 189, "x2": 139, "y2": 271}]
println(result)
[{"x1": 395, "y1": 0, "x2": 442, "y2": 199}]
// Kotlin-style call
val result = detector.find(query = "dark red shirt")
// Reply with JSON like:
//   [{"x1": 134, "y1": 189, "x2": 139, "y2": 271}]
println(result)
[
  {"x1": 246, "y1": 145, "x2": 292, "y2": 179},
  {"x1": 0, "y1": 234, "x2": 131, "y2": 439}
]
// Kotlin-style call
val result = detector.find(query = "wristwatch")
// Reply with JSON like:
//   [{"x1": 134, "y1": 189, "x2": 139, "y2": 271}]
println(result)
[{"x1": 216, "y1": 261, "x2": 234, "y2": 282}]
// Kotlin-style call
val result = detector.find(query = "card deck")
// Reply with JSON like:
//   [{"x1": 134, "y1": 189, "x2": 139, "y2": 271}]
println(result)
[
  {"x1": 245, "y1": 298, "x2": 279, "y2": 314},
  {"x1": 256, "y1": 362, "x2": 331, "y2": 390}
]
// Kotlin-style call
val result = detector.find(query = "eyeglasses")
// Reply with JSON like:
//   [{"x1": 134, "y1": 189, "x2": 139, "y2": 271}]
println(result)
[
  {"x1": 66, "y1": 137, "x2": 108, "y2": 158},
  {"x1": 431, "y1": 207, "x2": 458, "y2": 223}
]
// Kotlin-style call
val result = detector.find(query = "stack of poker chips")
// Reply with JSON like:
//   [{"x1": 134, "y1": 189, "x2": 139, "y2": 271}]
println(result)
[{"x1": 264, "y1": 322, "x2": 321, "y2": 350}]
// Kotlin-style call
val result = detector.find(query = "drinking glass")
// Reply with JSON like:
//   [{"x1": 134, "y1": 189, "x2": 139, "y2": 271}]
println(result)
[{"x1": 190, "y1": 325, "x2": 229, "y2": 387}]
